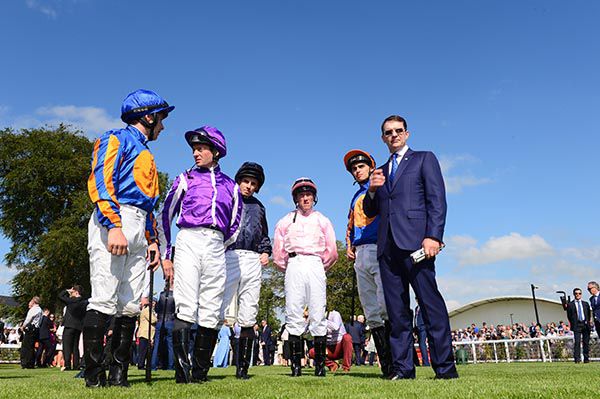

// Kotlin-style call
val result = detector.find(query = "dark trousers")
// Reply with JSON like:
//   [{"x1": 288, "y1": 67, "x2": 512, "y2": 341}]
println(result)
[
  {"x1": 417, "y1": 327, "x2": 430, "y2": 366},
  {"x1": 379, "y1": 240, "x2": 456, "y2": 378},
  {"x1": 368, "y1": 351, "x2": 376, "y2": 365},
  {"x1": 137, "y1": 337, "x2": 150, "y2": 369},
  {"x1": 252, "y1": 339, "x2": 260, "y2": 365},
  {"x1": 352, "y1": 343, "x2": 364, "y2": 365},
  {"x1": 20, "y1": 328, "x2": 38, "y2": 368},
  {"x1": 62, "y1": 327, "x2": 81, "y2": 370},
  {"x1": 35, "y1": 338, "x2": 53, "y2": 366},
  {"x1": 262, "y1": 344, "x2": 271, "y2": 365},
  {"x1": 232, "y1": 337, "x2": 239, "y2": 366},
  {"x1": 151, "y1": 320, "x2": 174, "y2": 370},
  {"x1": 573, "y1": 323, "x2": 590, "y2": 362}
]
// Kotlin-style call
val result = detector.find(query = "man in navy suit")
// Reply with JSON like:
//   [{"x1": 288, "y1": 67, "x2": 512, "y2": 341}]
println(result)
[
  {"x1": 414, "y1": 298, "x2": 430, "y2": 367},
  {"x1": 567, "y1": 287, "x2": 592, "y2": 363},
  {"x1": 587, "y1": 281, "x2": 600, "y2": 334},
  {"x1": 260, "y1": 320, "x2": 272, "y2": 366},
  {"x1": 363, "y1": 115, "x2": 457, "y2": 380}
]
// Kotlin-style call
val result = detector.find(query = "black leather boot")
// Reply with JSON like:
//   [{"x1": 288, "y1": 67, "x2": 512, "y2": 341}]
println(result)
[
  {"x1": 289, "y1": 335, "x2": 303, "y2": 377},
  {"x1": 236, "y1": 336, "x2": 253, "y2": 379},
  {"x1": 313, "y1": 335, "x2": 327, "y2": 377},
  {"x1": 82, "y1": 310, "x2": 108, "y2": 388},
  {"x1": 108, "y1": 316, "x2": 136, "y2": 387},
  {"x1": 173, "y1": 327, "x2": 192, "y2": 383},
  {"x1": 371, "y1": 324, "x2": 393, "y2": 378},
  {"x1": 191, "y1": 327, "x2": 218, "y2": 383}
]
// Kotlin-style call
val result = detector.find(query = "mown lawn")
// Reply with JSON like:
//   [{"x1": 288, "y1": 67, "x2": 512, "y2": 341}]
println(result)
[{"x1": 0, "y1": 362, "x2": 598, "y2": 398}]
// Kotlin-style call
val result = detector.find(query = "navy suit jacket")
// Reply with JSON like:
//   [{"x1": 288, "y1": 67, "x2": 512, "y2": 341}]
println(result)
[
  {"x1": 260, "y1": 325, "x2": 272, "y2": 345},
  {"x1": 364, "y1": 149, "x2": 447, "y2": 257},
  {"x1": 566, "y1": 300, "x2": 591, "y2": 332}
]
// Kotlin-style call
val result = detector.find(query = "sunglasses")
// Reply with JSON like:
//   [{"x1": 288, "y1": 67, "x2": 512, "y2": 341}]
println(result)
[{"x1": 383, "y1": 128, "x2": 406, "y2": 137}]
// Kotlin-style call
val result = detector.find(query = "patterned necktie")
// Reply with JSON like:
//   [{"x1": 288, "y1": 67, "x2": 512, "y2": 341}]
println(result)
[
  {"x1": 577, "y1": 301, "x2": 584, "y2": 321},
  {"x1": 389, "y1": 153, "x2": 398, "y2": 183}
]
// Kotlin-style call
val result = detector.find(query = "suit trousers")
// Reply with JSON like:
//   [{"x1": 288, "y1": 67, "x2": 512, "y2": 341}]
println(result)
[
  {"x1": 20, "y1": 328, "x2": 38, "y2": 368},
  {"x1": 417, "y1": 327, "x2": 430, "y2": 366},
  {"x1": 379, "y1": 238, "x2": 456, "y2": 378},
  {"x1": 573, "y1": 323, "x2": 590, "y2": 362},
  {"x1": 62, "y1": 327, "x2": 81, "y2": 370}
]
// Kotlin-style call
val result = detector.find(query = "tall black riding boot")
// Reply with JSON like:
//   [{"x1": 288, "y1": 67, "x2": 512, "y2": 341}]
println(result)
[
  {"x1": 173, "y1": 327, "x2": 192, "y2": 383},
  {"x1": 108, "y1": 316, "x2": 136, "y2": 387},
  {"x1": 236, "y1": 336, "x2": 253, "y2": 379},
  {"x1": 313, "y1": 335, "x2": 327, "y2": 377},
  {"x1": 191, "y1": 326, "x2": 218, "y2": 383},
  {"x1": 289, "y1": 335, "x2": 304, "y2": 377},
  {"x1": 82, "y1": 310, "x2": 109, "y2": 388},
  {"x1": 371, "y1": 324, "x2": 393, "y2": 378}
]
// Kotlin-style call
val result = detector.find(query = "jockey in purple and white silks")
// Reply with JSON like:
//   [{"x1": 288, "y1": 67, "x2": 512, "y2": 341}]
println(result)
[{"x1": 157, "y1": 126, "x2": 242, "y2": 384}]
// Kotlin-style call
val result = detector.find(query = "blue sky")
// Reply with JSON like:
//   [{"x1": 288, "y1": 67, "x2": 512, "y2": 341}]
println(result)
[{"x1": 1, "y1": 1, "x2": 599, "y2": 316}]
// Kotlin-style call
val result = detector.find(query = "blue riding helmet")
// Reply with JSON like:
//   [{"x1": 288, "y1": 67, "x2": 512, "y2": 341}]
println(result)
[{"x1": 120, "y1": 89, "x2": 175, "y2": 124}]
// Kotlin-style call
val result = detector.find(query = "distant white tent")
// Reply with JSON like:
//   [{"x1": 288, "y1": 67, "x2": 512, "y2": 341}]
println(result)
[{"x1": 448, "y1": 296, "x2": 566, "y2": 330}]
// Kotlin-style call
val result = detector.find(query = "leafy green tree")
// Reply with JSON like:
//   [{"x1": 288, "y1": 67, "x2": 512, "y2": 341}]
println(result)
[
  {"x1": 0, "y1": 125, "x2": 170, "y2": 321},
  {"x1": 257, "y1": 264, "x2": 285, "y2": 332},
  {"x1": 0, "y1": 125, "x2": 93, "y2": 320},
  {"x1": 326, "y1": 242, "x2": 362, "y2": 323}
]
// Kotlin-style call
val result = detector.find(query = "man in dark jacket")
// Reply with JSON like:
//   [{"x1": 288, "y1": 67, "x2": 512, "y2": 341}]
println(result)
[
  {"x1": 151, "y1": 283, "x2": 175, "y2": 370},
  {"x1": 346, "y1": 317, "x2": 366, "y2": 366},
  {"x1": 35, "y1": 308, "x2": 53, "y2": 367},
  {"x1": 59, "y1": 285, "x2": 88, "y2": 370},
  {"x1": 260, "y1": 320, "x2": 272, "y2": 366},
  {"x1": 566, "y1": 287, "x2": 592, "y2": 363}
]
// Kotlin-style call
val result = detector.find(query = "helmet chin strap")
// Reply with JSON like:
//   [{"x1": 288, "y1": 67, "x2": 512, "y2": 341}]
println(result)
[{"x1": 140, "y1": 113, "x2": 159, "y2": 141}]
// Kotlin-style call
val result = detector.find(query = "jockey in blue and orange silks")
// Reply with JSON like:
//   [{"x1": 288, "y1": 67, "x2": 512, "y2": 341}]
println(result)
[
  {"x1": 84, "y1": 89, "x2": 174, "y2": 388},
  {"x1": 344, "y1": 149, "x2": 392, "y2": 378}
]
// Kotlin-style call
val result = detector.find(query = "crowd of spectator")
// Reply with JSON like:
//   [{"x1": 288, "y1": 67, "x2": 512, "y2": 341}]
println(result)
[{"x1": 451, "y1": 321, "x2": 574, "y2": 342}]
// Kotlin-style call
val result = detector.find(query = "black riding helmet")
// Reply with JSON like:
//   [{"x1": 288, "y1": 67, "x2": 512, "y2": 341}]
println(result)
[{"x1": 235, "y1": 162, "x2": 265, "y2": 193}]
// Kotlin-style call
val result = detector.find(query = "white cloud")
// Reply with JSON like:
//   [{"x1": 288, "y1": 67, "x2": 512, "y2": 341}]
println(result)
[
  {"x1": 1, "y1": 105, "x2": 123, "y2": 138},
  {"x1": 439, "y1": 154, "x2": 491, "y2": 194},
  {"x1": 36, "y1": 106, "x2": 123, "y2": 138},
  {"x1": 446, "y1": 235, "x2": 478, "y2": 249},
  {"x1": 26, "y1": 0, "x2": 58, "y2": 18},
  {"x1": 561, "y1": 246, "x2": 600, "y2": 263},
  {"x1": 456, "y1": 233, "x2": 555, "y2": 266},
  {"x1": 445, "y1": 175, "x2": 492, "y2": 194},
  {"x1": 269, "y1": 196, "x2": 293, "y2": 208}
]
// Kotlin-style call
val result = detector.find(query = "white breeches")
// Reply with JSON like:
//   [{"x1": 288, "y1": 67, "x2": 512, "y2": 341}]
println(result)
[
  {"x1": 173, "y1": 227, "x2": 226, "y2": 329},
  {"x1": 354, "y1": 244, "x2": 387, "y2": 329},
  {"x1": 87, "y1": 205, "x2": 148, "y2": 317},
  {"x1": 284, "y1": 255, "x2": 327, "y2": 337},
  {"x1": 220, "y1": 250, "x2": 262, "y2": 328}
]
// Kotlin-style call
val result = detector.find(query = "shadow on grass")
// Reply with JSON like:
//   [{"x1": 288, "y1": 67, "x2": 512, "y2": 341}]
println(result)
[
  {"x1": 0, "y1": 375, "x2": 34, "y2": 380},
  {"x1": 128, "y1": 374, "x2": 228, "y2": 384}
]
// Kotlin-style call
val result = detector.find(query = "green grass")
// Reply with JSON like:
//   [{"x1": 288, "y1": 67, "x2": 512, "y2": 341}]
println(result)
[{"x1": 0, "y1": 362, "x2": 599, "y2": 398}]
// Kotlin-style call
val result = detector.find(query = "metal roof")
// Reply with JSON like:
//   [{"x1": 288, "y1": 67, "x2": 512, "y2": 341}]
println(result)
[{"x1": 448, "y1": 296, "x2": 562, "y2": 317}]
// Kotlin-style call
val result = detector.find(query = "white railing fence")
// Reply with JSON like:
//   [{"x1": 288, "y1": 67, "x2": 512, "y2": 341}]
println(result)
[{"x1": 452, "y1": 335, "x2": 599, "y2": 364}]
